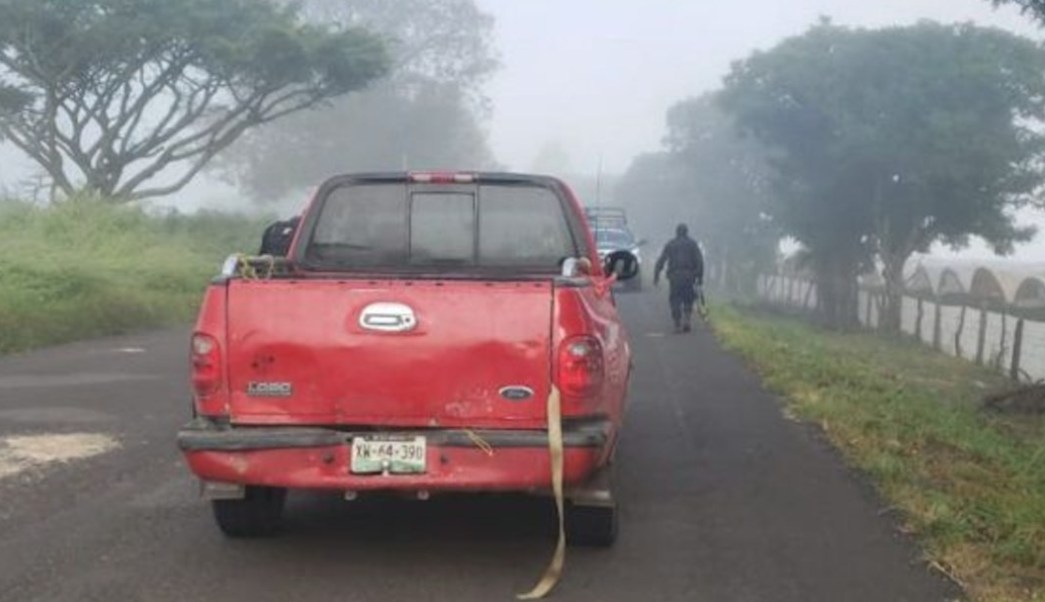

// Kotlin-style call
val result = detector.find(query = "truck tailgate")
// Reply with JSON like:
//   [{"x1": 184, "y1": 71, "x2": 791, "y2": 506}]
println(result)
[{"x1": 225, "y1": 278, "x2": 554, "y2": 428}]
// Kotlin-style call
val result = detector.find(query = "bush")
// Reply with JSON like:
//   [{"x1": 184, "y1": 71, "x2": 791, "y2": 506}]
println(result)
[{"x1": 0, "y1": 197, "x2": 269, "y2": 353}]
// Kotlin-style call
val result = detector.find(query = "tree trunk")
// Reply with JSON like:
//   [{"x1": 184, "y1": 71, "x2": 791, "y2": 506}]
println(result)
[
  {"x1": 814, "y1": 253, "x2": 860, "y2": 330},
  {"x1": 879, "y1": 254, "x2": 906, "y2": 335},
  {"x1": 915, "y1": 298, "x2": 925, "y2": 341},
  {"x1": 955, "y1": 305, "x2": 967, "y2": 358},
  {"x1": 1011, "y1": 318, "x2": 1025, "y2": 381},
  {"x1": 932, "y1": 303, "x2": 942, "y2": 351}
]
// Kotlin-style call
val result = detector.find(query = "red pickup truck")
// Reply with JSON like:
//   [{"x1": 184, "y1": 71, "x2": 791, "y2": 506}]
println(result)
[{"x1": 177, "y1": 172, "x2": 638, "y2": 547}]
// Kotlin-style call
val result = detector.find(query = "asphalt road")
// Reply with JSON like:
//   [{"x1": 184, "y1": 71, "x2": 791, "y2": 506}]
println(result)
[{"x1": 0, "y1": 290, "x2": 960, "y2": 602}]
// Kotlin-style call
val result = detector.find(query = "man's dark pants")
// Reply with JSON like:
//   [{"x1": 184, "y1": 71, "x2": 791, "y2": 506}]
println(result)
[{"x1": 668, "y1": 278, "x2": 697, "y2": 325}]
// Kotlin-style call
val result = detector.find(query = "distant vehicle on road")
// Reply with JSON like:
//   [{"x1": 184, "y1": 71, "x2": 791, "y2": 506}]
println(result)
[
  {"x1": 585, "y1": 206, "x2": 629, "y2": 230},
  {"x1": 178, "y1": 171, "x2": 640, "y2": 548}
]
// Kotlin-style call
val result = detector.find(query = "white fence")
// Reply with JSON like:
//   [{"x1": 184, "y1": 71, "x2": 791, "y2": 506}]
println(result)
[{"x1": 758, "y1": 275, "x2": 1045, "y2": 382}]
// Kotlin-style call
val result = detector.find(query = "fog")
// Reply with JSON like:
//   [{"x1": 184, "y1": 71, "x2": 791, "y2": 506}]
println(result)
[
  {"x1": 480, "y1": 0, "x2": 1039, "y2": 173},
  {"x1": 477, "y1": 0, "x2": 1045, "y2": 261},
  {"x1": 1, "y1": 0, "x2": 1044, "y2": 260}
]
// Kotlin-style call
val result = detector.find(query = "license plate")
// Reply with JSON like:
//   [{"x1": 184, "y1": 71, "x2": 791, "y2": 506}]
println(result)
[{"x1": 350, "y1": 435, "x2": 427, "y2": 474}]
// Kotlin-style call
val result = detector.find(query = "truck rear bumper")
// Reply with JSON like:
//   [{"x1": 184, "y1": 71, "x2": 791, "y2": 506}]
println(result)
[{"x1": 177, "y1": 417, "x2": 611, "y2": 494}]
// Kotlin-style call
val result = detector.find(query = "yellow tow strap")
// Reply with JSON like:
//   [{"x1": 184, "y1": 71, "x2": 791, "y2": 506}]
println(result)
[
  {"x1": 517, "y1": 385, "x2": 565, "y2": 600},
  {"x1": 464, "y1": 429, "x2": 495, "y2": 457}
]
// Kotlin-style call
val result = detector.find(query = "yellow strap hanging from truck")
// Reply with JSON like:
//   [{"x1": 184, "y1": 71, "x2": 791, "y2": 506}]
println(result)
[{"x1": 517, "y1": 385, "x2": 565, "y2": 600}]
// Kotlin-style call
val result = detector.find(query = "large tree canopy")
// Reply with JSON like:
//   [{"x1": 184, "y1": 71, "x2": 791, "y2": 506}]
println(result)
[
  {"x1": 992, "y1": 0, "x2": 1045, "y2": 22},
  {"x1": 0, "y1": 0, "x2": 388, "y2": 201},
  {"x1": 218, "y1": 0, "x2": 500, "y2": 203},
  {"x1": 297, "y1": 0, "x2": 497, "y2": 109},
  {"x1": 720, "y1": 20, "x2": 1045, "y2": 329}
]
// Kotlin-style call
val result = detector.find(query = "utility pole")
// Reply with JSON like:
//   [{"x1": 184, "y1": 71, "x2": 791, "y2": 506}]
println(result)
[{"x1": 594, "y1": 154, "x2": 603, "y2": 209}]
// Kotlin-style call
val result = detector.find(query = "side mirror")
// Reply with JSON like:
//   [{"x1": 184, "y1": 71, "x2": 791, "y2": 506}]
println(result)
[
  {"x1": 603, "y1": 250, "x2": 640, "y2": 281},
  {"x1": 561, "y1": 256, "x2": 593, "y2": 277},
  {"x1": 635, "y1": 238, "x2": 648, "y2": 247}
]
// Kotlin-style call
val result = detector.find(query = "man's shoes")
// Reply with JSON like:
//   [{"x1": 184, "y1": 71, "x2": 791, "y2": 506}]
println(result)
[{"x1": 683, "y1": 317, "x2": 692, "y2": 333}]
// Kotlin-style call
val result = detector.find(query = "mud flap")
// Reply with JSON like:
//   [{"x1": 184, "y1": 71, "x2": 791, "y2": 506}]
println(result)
[{"x1": 517, "y1": 386, "x2": 565, "y2": 600}]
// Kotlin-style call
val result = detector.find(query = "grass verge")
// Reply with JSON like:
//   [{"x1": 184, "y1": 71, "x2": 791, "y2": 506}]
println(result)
[
  {"x1": 0, "y1": 198, "x2": 268, "y2": 354},
  {"x1": 710, "y1": 304, "x2": 1045, "y2": 602}
]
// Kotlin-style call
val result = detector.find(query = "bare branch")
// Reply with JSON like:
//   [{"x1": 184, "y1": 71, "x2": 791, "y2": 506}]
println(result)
[
  {"x1": 0, "y1": 121, "x2": 76, "y2": 195},
  {"x1": 113, "y1": 84, "x2": 326, "y2": 199},
  {"x1": 0, "y1": 1, "x2": 388, "y2": 200}
]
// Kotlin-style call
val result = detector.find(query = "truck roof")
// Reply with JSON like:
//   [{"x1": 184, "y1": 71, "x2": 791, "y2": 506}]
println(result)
[{"x1": 316, "y1": 171, "x2": 568, "y2": 187}]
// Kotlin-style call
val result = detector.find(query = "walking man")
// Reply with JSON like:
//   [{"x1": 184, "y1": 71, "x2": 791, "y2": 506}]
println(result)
[{"x1": 653, "y1": 223, "x2": 705, "y2": 333}]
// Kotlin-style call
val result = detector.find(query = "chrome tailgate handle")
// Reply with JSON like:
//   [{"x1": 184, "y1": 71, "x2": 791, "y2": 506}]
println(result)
[{"x1": 359, "y1": 302, "x2": 417, "y2": 332}]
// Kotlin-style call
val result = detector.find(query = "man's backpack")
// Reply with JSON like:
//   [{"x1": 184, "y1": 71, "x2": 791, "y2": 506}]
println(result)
[{"x1": 259, "y1": 216, "x2": 300, "y2": 256}]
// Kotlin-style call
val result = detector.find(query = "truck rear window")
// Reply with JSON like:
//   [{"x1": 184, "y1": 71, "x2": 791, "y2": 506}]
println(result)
[{"x1": 304, "y1": 182, "x2": 579, "y2": 272}]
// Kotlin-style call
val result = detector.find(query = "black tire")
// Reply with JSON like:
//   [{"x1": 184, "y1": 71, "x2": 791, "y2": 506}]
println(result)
[
  {"x1": 212, "y1": 486, "x2": 286, "y2": 538},
  {"x1": 565, "y1": 502, "x2": 618, "y2": 547}
]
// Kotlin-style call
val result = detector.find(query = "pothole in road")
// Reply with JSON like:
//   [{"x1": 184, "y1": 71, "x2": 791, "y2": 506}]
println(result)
[{"x1": 0, "y1": 433, "x2": 120, "y2": 481}]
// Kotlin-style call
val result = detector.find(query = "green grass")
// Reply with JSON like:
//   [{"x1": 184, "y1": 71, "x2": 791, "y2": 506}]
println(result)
[
  {"x1": 0, "y1": 197, "x2": 269, "y2": 353},
  {"x1": 710, "y1": 304, "x2": 1045, "y2": 602}
]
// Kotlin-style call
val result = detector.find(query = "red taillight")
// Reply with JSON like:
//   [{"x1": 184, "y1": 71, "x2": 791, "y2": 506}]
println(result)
[
  {"x1": 408, "y1": 172, "x2": 475, "y2": 184},
  {"x1": 557, "y1": 336, "x2": 605, "y2": 398},
  {"x1": 191, "y1": 333, "x2": 222, "y2": 397}
]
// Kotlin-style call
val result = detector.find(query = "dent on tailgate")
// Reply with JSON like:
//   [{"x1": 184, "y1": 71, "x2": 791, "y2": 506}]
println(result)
[{"x1": 225, "y1": 278, "x2": 558, "y2": 428}]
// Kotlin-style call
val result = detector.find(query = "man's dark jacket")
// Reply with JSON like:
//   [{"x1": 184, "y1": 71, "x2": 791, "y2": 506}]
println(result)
[{"x1": 654, "y1": 235, "x2": 704, "y2": 284}]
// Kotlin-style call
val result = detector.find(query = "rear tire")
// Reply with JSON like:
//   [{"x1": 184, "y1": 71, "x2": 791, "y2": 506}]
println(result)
[
  {"x1": 565, "y1": 502, "x2": 618, "y2": 547},
  {"x1": 212, "y1": 486, "x2": 286, "y2": 538}
]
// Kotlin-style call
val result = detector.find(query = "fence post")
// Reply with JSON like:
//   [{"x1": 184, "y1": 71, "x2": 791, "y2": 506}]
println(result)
[
  {"x1": 1010, "y1": 318, "x2": 1025, "y2": 381},
  {"x1": 915, "y1": 298, "x2": 925, "y2": 341},
  {"x1": 997, "y1": 312, "x2": 1009, "y2": 373},
  {"x1": 955, "y1": 305, "x2": 967, "y2": 357},
  {"x1": 787, "y1": 277, "x2": 795, "y2": 306},
  {"x1": 975, "y1": 307, "x2": 988, "y2": 366},
  {"x1": 864, "y1": 291, "x2": 873, "y2": 327},
  {"x1": 933, "y1": 303, "x2": 942, "y2": 350},
  {"x1": 803, "y1": 280, "x2": 814, "y2": 310},
  {"x1": 871, "y1": 293, "x2": 880, "y2": 330}
]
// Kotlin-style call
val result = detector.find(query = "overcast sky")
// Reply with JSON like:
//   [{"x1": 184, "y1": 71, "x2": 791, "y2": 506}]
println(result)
[
  {"x1": 473, "y1": 0, "x2": 1045, "y2": 260},
  {"x1": 477, "y1": 0, "x2": 1040, "y2": 173},
  {"x1": 1, "y1": 1, "x2": 1043, "y2": 260}
]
